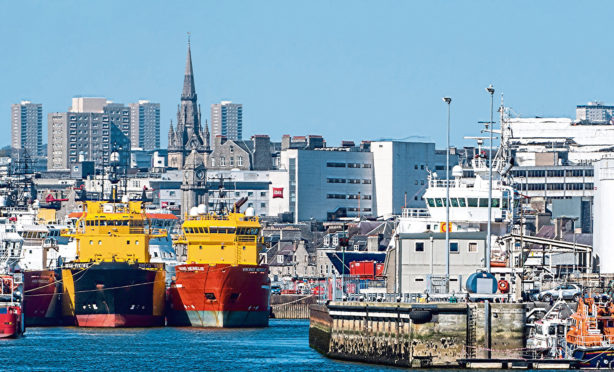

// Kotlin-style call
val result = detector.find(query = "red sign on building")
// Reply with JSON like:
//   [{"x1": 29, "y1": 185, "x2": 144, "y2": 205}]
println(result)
[{"x1": 272, "y1": 187, "x2": 284, "y2": 199}]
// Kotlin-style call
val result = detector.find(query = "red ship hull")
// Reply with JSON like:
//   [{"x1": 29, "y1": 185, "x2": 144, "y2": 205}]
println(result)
[
  {"x1": 0, "y1": 305, "x2": 23, "y2": 338},
  {"x1": 167, "y1": 264, "x2": 270, "y2": 327},
  {"x1": 23, "y1": 270, "x2": 62, "y2": 326}
]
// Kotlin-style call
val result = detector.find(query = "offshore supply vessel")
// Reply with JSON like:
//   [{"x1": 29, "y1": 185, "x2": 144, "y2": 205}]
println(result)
[
  {"x1": 60, "y1": 200, "x2": 167, "y2": 327},
  {"x1": 167, "y1": 200, "x2": 270, "y2": 327}
]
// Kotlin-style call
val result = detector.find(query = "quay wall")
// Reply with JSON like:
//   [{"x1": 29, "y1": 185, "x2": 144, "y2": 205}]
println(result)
[
  {"x1": 309, "y1": 301, "x2": 525, "y2": 368},
  {"x1": 270, "y1": 294, "x2": 316, "y2": 319}
]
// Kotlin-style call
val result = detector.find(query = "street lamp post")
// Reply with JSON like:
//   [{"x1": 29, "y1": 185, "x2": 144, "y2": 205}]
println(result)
[
  {"x1": 486, "y1": 84, "x2": 495, "y2": 273},
  {"x1": 442, "y1": 97, "x2": 452, "y2": 291}
]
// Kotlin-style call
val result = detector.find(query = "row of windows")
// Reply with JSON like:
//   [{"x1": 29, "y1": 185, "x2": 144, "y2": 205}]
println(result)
[
  {"x1": 212, "y1": 156, "x2": 244, "y2": 167},
  {"x1": 327, "y1": 194, "x2": 372, "y2": 200},
  {"x1": 85, "y1": 220, "x2": 144, "y2": 227},
  {"x1": 414, "y1": 241, "x2": 478, "y2": 253},
  {"x1": 514, "y1": 183, "x2": 593, "y2": 191},
  {"x1": 326, "y1": 178, "x2": 371, "y2": 184},
  {"x1": 426, "y1": 197, "x2": 508, "y2": 208},
  {"x1": 511, "y1": 169, "x2": 593, "y2": 178},
  {"x1": 326, "y1": 162, "x2": 372, "y2": 168},
  {"x1": 183, "y1": 226, "x2": 260, "y2": 235},
  {"x1": 347, "y1": 207, "x2": 372, "y2": 212}
]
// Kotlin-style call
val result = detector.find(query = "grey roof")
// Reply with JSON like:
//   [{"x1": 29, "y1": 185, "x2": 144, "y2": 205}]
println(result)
[{"x1": 536, "y1": 225, "x2": 593, "y2": 246}]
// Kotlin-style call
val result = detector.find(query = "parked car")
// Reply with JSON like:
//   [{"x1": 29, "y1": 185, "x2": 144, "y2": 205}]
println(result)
[
  {"x1": 271, "y1": 285, "x2": 281, "y2": 295},
  {"x1": 535, "y1": 284, "x2": 582, "y2": 302}
]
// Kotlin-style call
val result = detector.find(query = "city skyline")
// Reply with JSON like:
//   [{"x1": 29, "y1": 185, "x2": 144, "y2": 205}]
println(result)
[{"x1": 3, "y1": 1, "x2": 614, "y2": 150}]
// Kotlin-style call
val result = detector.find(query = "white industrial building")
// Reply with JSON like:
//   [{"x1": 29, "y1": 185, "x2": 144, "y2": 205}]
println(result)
[
  {"x1": 273, "y1": 147, "x2": 375, "y2": 222},
  {"x1": 506, "y1": 117, "x2": 614, "y2": 166},
  {"x1": 592, "y1": 157, "x2": 614, "y2": 273},
  {"x1": 370, "y1": 141, "x2": 454, "y2": 218}
]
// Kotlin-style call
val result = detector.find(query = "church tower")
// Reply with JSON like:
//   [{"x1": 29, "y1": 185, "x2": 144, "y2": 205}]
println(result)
[
  {"x1": 168, "y1": 38, "x2": 211, "y2": 169},
  {"x1": 181, "y1": 150, "x2": 208, "y2": 217}
]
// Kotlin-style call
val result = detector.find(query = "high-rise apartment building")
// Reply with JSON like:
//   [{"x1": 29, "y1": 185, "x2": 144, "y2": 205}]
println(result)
[
  {"x1": 129, "y1": 100, "x2": 160, "y2": 150},
  {"x1": 11, "y1": 101, "x2": 43, "y2": 156},
  {"x1": 211, "y1": 101, "x2": 242, "y2": 146},
  {"x1": 47, "y1": 97, "x2": 130, "y2": 171}
]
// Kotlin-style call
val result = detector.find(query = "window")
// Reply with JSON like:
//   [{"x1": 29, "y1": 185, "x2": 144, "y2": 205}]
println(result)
[
  {"x1": 230, "y1": 157, "x2": 234, "y2": 166},
  {"x1": 326, "y1": 162, "x2": 345, "y2": 168},
  {"x1": 220, "y1": 157, "x2": 226, "y2": 166},
  {"x1": 211, "y1": 158, "x2": 215, "y2": 167},
  {"x1": 260, "y1": 192, "x2": 266, "y2": 197},
  {"x1": 260, "y1": 203, "x2": 266, "y2": 208},
  {"x1": 415, "y1": 242, "x2": 424, "y2": 252},
  {"x1": 238, "y1": 156, "x2": 243, "y2": 166},
  {"x1": 458, "y1": 198, "x2": 467, "y2": 207},
  {"x1": 479, "y1": 198, "x2": 489, "y2": 207},
  {"x1": 468, "y1": 242, "x2": 478, "y2": 253},
  {"x1": 450, "y1": 198, "x2": 459, "y2": 207},
  {"x1": 450, "y1": 242, "x2": 459, "y2": 253},
  {"x1": 426, "y1": 198, "x2": 435, "y2": 207}
]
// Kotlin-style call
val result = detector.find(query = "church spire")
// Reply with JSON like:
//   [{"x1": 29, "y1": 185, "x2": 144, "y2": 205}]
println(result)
[{"x1": 182, "y1": 34, "x2": 196, "y2": 100}]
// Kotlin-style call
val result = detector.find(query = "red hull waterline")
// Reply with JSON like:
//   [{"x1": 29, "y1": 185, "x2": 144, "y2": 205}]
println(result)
[
  {"x1": 75, "y1": 314, "x2": 164, "y2": 328},
  {"x1": 167, "y1": 264, "x2": 270, "y2": 328}
]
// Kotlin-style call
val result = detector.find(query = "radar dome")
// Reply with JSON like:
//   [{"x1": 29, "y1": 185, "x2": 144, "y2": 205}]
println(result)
[
  {"x1": 189, "y1": 207, "x2": 198, "y2": 217},
  {"x1": 245, "y1": 207, "x2": 255, "y2": 217},
  {"x1": 197, "y1": 204, "x2": 206, "y2": 215},
  {"x1": 452, "y1": 165, "x2": 463, "y2": 177},
  {"x1": 121, "y1": 195, "x2": 130, "y2": 203}
]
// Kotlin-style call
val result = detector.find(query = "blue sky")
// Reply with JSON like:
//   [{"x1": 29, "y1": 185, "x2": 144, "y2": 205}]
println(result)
[{"x1": 2, "y1": 1, "x2": 613, "y2": 149}]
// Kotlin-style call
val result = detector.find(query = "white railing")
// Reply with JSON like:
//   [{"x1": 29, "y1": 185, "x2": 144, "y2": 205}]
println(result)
[{"x1": 401, "y1": 208, "x2": 430, "y2": 218}]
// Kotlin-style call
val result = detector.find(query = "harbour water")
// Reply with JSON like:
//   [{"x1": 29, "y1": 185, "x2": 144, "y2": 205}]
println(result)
[{"x1": 0, "y1": 320, "x2": 392, "y2": 371}]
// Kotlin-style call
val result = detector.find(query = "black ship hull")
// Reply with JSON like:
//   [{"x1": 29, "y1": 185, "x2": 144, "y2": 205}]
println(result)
[{"x1": 61, "y1": 262, "x2": 166, "y2": 327}]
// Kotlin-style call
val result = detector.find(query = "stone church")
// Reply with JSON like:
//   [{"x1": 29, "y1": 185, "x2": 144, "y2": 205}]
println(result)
[
  {"x1": 168, "y1": 41, "x2": 210, "y2": 170},
  {"x1": 168, "y1": 41, "x2": 210, "y2": 216}
]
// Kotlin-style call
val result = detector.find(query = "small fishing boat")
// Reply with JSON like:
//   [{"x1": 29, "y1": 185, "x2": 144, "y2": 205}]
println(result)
[{"x1": 0, "y1": 275, "x2": 24, "y2": 338}]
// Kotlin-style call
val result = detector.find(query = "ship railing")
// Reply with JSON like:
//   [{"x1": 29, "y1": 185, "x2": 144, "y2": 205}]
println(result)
[
  {"x1": 429, "y1": 179, "x2": 458, "y2": 188},
  {"x1": 401, "y1": 208, "x2": 430, "y2": 218},
  {"x1": 187, "y1": 215, "x2": 230, "y2": 221},
  {"x1": 236, "y1": 235, "x2": 256, "y2": 243}
]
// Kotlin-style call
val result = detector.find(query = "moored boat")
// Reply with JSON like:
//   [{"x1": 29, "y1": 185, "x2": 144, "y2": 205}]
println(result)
[
  {"x1": 0, "y1": 275, "x2": 24, "y2": 338},
  {"x1": 564, "y1": 297, "x2": 614, "y2": 368},
  {"x1": 60, "y1": 199, "x2": 167, "y2": 327},
  {"x1": 167, "y1": 205, "x2": 270, "y2": 328}
]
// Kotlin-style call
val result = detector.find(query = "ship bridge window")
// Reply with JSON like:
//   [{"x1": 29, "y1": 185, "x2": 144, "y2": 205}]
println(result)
[
  {"x1": 458, "y1": 198, "x2": 466, "y2": 207},
  {"x1": 435, "y1": 198, "x2": 444, "y2": 207},
  {"x1": 502, "y1": 198, "x2": 509, "y2": 209},
  {"x1": 467, "y1": 198, "x2": 478, "y2": 207},
  {"x1": 479, "y1": 198, "x2": 489, "y2": 208},
  {"x1": 426, "y1": 198, "x2": 435, "y2": 207},
  {"x1": 491, "y1": 199, "x2": 500, "y2": 208},
  {"x1": 450, "y1": 198, "x2": 459, "y2": 207}
]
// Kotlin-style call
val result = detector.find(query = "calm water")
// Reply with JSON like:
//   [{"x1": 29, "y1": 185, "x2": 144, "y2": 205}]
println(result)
[{"x1": 0, "y1": 320, "x2": 393, "y2": 371}]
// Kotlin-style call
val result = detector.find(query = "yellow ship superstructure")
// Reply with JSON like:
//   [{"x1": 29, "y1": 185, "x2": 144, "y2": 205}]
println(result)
[
  {"x1": 60, "y1": 200, "x2": 167, "y2": 327},
  {"x1": 177, "y1": 213, "x2": 261, "y2": 265}
]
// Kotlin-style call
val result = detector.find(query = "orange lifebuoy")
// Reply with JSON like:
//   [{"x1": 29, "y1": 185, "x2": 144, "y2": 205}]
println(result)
[{"x1": 498, "y1": 279, "x2": 509, "y2": 293}]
